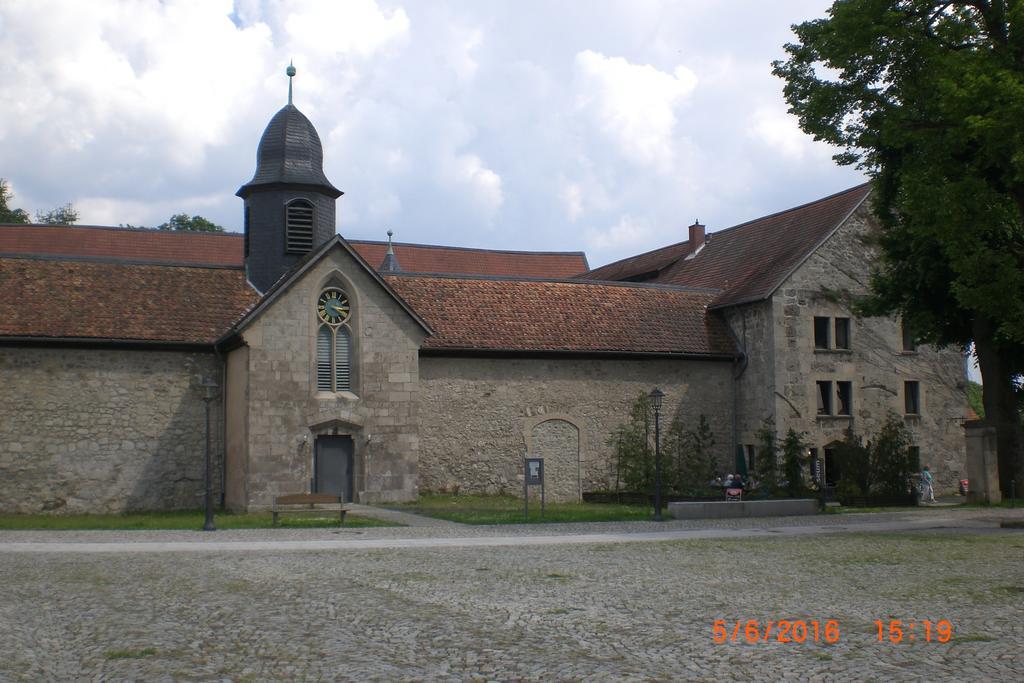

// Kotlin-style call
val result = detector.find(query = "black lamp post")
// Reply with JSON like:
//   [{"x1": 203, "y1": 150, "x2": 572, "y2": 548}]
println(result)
[
  {"x1": 199, "y1": 376, "x2": 219, "y2": 532},
  {"x1": 649, "y1": 388, "x2": 665, "y2": 521}
]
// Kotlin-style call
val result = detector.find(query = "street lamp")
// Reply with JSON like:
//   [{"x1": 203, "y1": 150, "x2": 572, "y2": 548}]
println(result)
[
  {"x1": 199, "y1": 376, "x2": 220, "y2": 532},
  {"x1": 649, "y1": 387, "x2": 665, "y2": 522}
]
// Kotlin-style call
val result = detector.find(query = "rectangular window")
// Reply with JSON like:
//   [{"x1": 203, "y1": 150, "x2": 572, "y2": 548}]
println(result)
[
  {"x1": 834, "y1": 318, "x2": 851, "y2": 350},
  {"x1": 814, "y1": 316, "x2": 830, "y2": 349},
  {"x1": 836, "y1": 381, "x2": 852, "y2": 416},
  {"x1": 902, "y1": 320, "x2": 916, "y2": 352},
  {"x1": 904, "y1": 381, "x2": 921, "y2": 415},
  {"x1": 746, "y1": 444, "x2": 756, "y2": 474},
  {"x1": 817, "y1": 381, "x2": 832, "y2": 415}
]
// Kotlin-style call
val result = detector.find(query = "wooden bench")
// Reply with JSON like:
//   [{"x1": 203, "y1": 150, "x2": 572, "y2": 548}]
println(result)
[{"x1": 272, "y1": 493, "x2": 349, "y2": 526}]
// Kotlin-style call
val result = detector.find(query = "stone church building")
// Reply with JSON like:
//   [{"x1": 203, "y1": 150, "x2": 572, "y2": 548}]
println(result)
[{"x1": 0, "y1": 93, "x2": 969, "y2": 513}]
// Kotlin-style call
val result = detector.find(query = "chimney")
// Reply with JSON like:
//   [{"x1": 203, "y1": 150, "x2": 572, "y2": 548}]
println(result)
[{"x1": 688, "y1": 219, "x2": 705, "y2": 251}]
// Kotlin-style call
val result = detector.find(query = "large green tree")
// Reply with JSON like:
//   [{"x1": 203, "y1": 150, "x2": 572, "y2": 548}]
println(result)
[
  {"x1": 0, "y1": 179, "x2": 30, "y2": 224},
  {"x1": 773, "y1": 0, "x2": 1024, "y2": 495},
  {"x1": 157, "y1": 213, "x2": 225, "y2": 232}
]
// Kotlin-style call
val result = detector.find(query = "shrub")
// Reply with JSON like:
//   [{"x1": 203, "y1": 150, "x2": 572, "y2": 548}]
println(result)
[
  {"x1": 832, "y1": 428, "x2": 871, "y2": 494},
  {"x1": 869, "y1": 414, "x2": 917, "y2": 497},
  {"x1": 753, "y1": 417, "x2": 779, "y2": 493},
  {"x1": 780, "y1": 428, "x2": 809, "y2": 497}
]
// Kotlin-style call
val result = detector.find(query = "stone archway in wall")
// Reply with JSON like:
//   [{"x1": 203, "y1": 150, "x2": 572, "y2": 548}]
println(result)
[{"x1": 522, "y1": 415, "x2": 582, "y2": 502}]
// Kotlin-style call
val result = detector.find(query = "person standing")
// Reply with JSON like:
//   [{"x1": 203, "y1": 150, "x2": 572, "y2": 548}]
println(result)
[{"x1": 920, "y1": 465, "x2": 936, "y2": 503}]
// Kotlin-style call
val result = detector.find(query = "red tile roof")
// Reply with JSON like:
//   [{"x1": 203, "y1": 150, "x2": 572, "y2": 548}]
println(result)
[
  {"x1": 576, "y1": 184, "x2": 872, "y2": 308},
  {"x1": 0, "y1": 225, "x2": 589, "y2": 278},
  {"x1": 385, "y1": 274, "x2": 736, "y2": 356},
  {"x1": 0, "y1": 224, "x2": 243, "y2": 266},
  {"x1": 660, "y1": 184, "x2": 871, "y2": 307},
  {"x1": 575, "y1": 240, "x2": 691, "y2": 281},
  {"x1": 0, "y1": 256, "x2": 258, "y2": 344},
  {"x1": 348, "y1": 240, "x2": 588, "y2": 278}
]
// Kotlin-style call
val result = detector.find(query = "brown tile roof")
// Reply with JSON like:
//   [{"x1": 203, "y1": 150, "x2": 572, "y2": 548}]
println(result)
[
  {"x1": 0, "y1": 224, "x2": 243, "y2": 266},
  {"x1": 575, "y1": 184, "x2": 872, "y2": 308},
  {"x1": 385, "y1": 274, "x2": 736, "y2": 356},
  {"x1": 0, "y1": 256, "x2": 258, "y2": 344},
  {"x1": 574, "y1": 240, "x2": 692, "y2": 282},
  {"x1": 659, "y1": 184, "x2": 871, "y2": 307},
  {"x1": 0, "y1": 224, "x2": 589, "y2": 278},
  {"x1": 348, "y1": 239, "x2": 589, "y2": 278}
]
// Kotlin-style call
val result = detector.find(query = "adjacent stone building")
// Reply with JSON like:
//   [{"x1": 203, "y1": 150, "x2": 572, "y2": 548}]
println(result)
[{"x1": 0, "y1": 81, "x2": 969, "y2": 513}]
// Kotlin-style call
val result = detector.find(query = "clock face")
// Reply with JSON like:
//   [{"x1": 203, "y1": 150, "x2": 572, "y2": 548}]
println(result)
[{"x1": 317, "y1": 288, "x2": 350, "y2": 325}]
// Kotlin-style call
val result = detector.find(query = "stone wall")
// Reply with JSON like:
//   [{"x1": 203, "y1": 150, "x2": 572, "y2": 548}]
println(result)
[
  {"x1": 229, "y1": 244, "x2": 426, "y2": 510},
  {"x1": 418, "y1": 356, "x2": 734, "y2": 500},
  {"x1": 771, "y1": 203, "x2": 967, "y2": 491},
  {"x1": 0, "y1": 346, "x2": 221, "y2": 513},
  {"x1": 721, "y1": 302, "x2": 776, "y2": 454}
]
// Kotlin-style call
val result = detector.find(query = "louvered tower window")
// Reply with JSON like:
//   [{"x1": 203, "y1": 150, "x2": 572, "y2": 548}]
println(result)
[
  {"x1": 315, "y1": 287, "x2": 353, "y2": 393},
  {"x1": 286, "y1": 199, "x2": 315, "y2": 254}
]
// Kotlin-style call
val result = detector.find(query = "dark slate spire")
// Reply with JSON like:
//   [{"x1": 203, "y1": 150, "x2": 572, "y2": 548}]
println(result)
[
  {"x1": 380, "y1": 229, "x2": 401, "y2": 272},
  {"x1": 239, "y1": 64, "x2": 343, "y2": 292},
  {"x1": 236, "y1": 104, "x2": 341, "y2": 199}
]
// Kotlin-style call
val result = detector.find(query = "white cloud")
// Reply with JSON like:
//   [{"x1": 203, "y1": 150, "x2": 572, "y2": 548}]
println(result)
[
  {"x1": 76, "y1": 192, "x2": 226, "y2": 228},
  {"x1": 585, "y1": 214, "x2": 653, "y2": 251},
  {"x1": 367, "y1": 193, "x2": 402, "y2": 221},
  {"x1": 283, "y1": 0, "x2": 410, "y2": 59},
  {"x1": 447, "y1": 153, "x2": 504, "y2": 219},
  {"x1": 574, "y1": 50, "x2": 697, "y2": 172},
  {"x1": 747, "y1": 105, "x2": 813, "y2": 160},
  {"x1": 561, "y1": 182, "x2": 584, "y2": 222}
]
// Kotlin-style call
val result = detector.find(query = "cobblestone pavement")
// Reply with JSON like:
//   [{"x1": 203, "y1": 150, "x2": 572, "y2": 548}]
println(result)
[{"x1": 1, "y1": 509, "x2": 1022, "y2": 681}]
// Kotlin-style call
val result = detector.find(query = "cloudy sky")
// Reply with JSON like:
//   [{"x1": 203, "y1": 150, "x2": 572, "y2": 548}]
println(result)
[{"x1": 0, "y1": 0, "x2": 865, "y2": 268}]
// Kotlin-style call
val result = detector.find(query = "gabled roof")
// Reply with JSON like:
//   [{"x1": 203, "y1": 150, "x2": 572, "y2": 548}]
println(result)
[
  {"x1": 385, "y1": 274, "x2": 736, "y2": 357},
  {"x1": 222, "y1": 234, "x2": 433, "y2": 343},
  {"x1": 0, "y1": 225, "x2": 588, "y2": 278},
  {"x1": 660, "y1": 184, "x2": 871, "y2": 307},
  {"x1": 574, "y1": 240, "x2": 691, "y2": 282},
  {"x1": 574, "y1": 184, "x2": 872, "y2": 308},
  {"x1": 0, "y1": 256, "x2": 258, "y2": 345},
  {"x1": 0, "y1": 224, "x2": 242, "y2": 267},
  {"x1": 348, "y1": 239, "x2": 589, "y2": 278}
]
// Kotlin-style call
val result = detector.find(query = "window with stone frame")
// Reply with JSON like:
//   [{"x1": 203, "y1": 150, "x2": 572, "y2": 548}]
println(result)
[
  {"x1": 834, "y1": 317, "x2": 851, "y2": 350},
  {"x1": 817, "y1": 380, "x2": 853, "y2": 416},
  {"x1": 815, "y1": 315, "x2": 851, "y2": 351},
  {"x1": 816, "y1": 381, "x2": 833, "y2": 415},
  {"x1": 901, "y1": 319, "x2": 917, "y2": 352},
  {"x1": 813, "y1": 316, "x2": 830, "y2": 349},
  {"x1": 904, "y1": 380, "x2": 921, "y2": 415},
  {"x1": 835, "y1": 381, "x2": 852, "y2": 416},
  {"x1": 315, "y1": 287, "x2": 353, "y2": 393}
]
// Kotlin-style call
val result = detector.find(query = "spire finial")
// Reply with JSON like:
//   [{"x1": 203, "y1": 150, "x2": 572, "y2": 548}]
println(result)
[
  {"x1": 286, "y1": 60, "x2": 296, "y2": 105},
  {"x1": 380, "y1": 229, "x2": 401, "y2": 272}
]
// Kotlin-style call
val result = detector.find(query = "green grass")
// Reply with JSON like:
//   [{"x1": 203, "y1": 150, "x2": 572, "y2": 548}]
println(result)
[
  {"x1": 0, "y1": 510, "x2": 399, "y2": 531},
  {"x1": 393, "y1": 494, "x2": 655, "y2": 524}
]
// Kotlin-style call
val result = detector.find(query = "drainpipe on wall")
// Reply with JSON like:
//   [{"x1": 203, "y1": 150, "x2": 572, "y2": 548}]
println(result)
[
  {"x1": 725, "y1": 314, "x2": 750, "y2": 473},
  {"x1": 214, "y1": 345, "x2": 228, "y2": 508}
]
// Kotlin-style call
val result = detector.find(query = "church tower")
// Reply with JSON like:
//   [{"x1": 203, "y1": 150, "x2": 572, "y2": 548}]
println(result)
[{"x1": 237, "y1": 64, "x2": 342, "y2": 292}]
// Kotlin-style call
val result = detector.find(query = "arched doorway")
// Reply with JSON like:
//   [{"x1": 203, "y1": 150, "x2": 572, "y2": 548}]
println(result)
[{"x1": 526, "y1": 417, "x2": 581, "y2": 502}]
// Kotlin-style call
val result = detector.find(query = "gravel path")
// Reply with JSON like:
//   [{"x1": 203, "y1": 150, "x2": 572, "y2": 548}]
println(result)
[{"x1": 1, "y1": 508, "x2": 1021, "y2": 681}]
